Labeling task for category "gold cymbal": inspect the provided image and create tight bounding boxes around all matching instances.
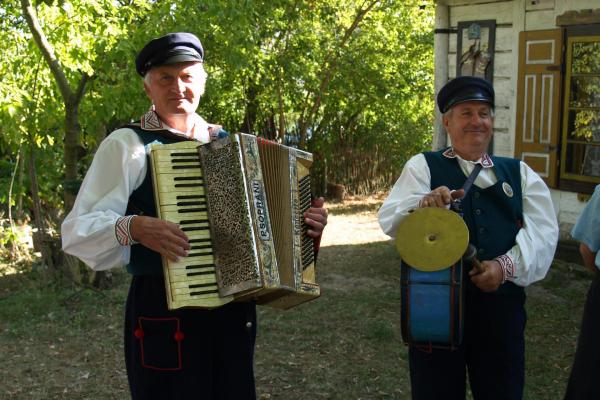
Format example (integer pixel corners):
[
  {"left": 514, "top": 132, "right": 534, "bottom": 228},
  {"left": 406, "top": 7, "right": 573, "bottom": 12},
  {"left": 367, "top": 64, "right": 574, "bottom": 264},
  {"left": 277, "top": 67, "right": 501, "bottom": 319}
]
[{"left": 395, "top": 207, "right": 469, "bottom": 272}]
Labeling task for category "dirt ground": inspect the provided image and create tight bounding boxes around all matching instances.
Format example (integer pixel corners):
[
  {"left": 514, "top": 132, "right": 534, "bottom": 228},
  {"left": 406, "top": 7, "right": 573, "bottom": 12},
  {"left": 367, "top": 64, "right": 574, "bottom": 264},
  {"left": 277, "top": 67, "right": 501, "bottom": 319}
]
[
  {"left": 320, "top": 196, "right": 389, "bottom": 247},
  {"left": 0, "top": 195, "right": 589, "bottom": 400}
]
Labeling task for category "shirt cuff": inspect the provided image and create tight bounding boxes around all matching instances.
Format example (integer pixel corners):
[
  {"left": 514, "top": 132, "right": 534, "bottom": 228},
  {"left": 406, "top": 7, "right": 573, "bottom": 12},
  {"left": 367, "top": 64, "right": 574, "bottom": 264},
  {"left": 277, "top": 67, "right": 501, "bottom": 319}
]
[
  {"left": 494, "top": 254, "right": 515, "bottom": 283},
  {"left": 115, "top": 215, "right": 138, "bottom": 246}
]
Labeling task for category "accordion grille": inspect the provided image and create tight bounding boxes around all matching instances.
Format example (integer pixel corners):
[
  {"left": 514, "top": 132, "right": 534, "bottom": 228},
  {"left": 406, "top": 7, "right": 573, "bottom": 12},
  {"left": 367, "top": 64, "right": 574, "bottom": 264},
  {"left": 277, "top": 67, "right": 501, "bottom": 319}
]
[{"left": 198, "top": 140, "right": 261, "bottom": 290}]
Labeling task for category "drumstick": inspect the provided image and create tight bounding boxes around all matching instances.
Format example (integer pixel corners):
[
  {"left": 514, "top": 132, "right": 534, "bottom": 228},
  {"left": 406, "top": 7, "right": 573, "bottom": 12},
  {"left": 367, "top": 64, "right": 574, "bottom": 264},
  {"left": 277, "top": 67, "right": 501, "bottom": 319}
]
[{"left": 463, "top": 244, "right": 486, "bottom": 274}]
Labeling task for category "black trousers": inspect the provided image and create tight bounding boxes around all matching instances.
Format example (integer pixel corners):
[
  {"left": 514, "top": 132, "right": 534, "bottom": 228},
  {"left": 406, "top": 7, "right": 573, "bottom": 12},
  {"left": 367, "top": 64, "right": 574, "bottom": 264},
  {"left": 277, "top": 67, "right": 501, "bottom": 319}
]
[
  {"left": 409, "top": 289, "right": 526, "bottom": 400},
  {"left": 124, "top": 275, "right": 257, "bottom": 400},
  {"left": 564, "top": 272, "right": 600, "bottom": 400}
]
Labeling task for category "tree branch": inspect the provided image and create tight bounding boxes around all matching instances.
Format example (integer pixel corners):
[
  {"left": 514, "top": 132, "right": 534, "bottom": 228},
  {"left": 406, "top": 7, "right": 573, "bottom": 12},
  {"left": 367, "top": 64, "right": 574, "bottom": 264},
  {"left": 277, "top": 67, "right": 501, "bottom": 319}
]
[
  {"left": 74, "top": 73, "right": 90, "bottom": 105},
  {"left": 20, "top": 0, "right": 74, "bottom": 103},
  {"left": 298, "top": 0, "right": 380, "bottom": 146}
]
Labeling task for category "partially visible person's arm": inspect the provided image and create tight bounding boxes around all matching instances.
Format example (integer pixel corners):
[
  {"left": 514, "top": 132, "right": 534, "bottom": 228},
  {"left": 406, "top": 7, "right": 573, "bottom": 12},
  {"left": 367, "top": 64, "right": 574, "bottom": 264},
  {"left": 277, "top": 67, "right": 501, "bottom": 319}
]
[
  {"left": 61, "top": 129, "right": 147, "bottom": 270},
  {"left": 378, "top": 154, "right": 432, "bottom": 238},
  {"left": 579, "top": 243, "right": 597, "bottom": 274},
  {"left": 491, "top": 162, "right": 559, "bottom": 288},
  {"left": 571, "top": 185, "right": 600, "bottom": 274}
]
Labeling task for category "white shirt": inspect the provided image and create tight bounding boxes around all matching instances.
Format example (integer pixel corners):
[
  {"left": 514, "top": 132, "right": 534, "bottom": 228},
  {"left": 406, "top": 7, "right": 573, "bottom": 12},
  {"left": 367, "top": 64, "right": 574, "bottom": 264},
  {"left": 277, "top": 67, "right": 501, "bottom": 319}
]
[
  {"left": 378, "top": 151, "right": 559, "bottom": 287},
  {"left": 61, "top": 111, "right": 212, "bottom": 271}
]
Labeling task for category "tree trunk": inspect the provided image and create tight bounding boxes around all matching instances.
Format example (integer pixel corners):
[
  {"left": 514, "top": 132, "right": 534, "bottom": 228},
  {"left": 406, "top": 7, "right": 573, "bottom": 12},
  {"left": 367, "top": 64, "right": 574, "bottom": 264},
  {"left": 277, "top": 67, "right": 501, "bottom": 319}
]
[
  {"left": 241, "top": 81, "right": 258, "bottom": 134},
  {"left": 16, "top": 146, "right": 25, "bottom": 222},
  {"left": 27, "top": 144, "right": 55, "bottom": 272},
  {"left": 22, "top": 0, "right": 102, "bottom": 286},
  {"left": 277, "top": 76, "right": 286, "bottom": 142},
  {"left": 63, "top": 99, "right": 81, "bottom": 212}
]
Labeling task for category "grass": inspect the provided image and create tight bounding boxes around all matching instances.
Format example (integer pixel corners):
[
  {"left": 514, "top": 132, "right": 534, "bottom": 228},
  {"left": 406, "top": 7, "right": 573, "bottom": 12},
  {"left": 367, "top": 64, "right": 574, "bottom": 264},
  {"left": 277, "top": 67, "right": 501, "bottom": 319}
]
[{"left": 0, "top": 201, "right": 591, "bottom": 399}]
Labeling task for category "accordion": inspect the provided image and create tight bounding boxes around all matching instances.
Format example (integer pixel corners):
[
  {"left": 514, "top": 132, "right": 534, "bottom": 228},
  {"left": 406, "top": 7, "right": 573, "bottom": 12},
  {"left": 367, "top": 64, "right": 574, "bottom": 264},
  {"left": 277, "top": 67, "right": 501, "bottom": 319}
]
[{"left": 149, "top": 133, "right": 320, "bottom": 310}]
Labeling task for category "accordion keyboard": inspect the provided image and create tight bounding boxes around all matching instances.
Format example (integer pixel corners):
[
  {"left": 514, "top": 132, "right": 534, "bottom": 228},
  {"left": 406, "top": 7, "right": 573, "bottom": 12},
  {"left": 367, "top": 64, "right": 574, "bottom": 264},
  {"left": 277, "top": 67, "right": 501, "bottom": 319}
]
[{"left": 151, "top": 142, "right": 233, "bottom": 309}]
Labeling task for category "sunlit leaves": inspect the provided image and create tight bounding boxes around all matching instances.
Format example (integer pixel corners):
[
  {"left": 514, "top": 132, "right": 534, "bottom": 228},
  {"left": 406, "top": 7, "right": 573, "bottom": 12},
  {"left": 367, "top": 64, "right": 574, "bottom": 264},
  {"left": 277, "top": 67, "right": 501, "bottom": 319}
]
[{"left": 1, "top": 0, "right": 435, "bottom": 212}]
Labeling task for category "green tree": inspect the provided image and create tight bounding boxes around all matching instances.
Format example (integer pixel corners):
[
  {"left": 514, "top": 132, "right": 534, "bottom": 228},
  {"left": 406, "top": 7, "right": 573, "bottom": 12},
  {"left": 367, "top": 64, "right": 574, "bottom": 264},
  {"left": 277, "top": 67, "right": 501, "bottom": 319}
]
[
  {"left": 126, "top": 0, "right": 435, "bottom": 194},
  {"left": 1, "top": 0, "right": 152, "bottom": 281},
  {"left": 0, "top": 0, "right": 435, "bottom": 276}
]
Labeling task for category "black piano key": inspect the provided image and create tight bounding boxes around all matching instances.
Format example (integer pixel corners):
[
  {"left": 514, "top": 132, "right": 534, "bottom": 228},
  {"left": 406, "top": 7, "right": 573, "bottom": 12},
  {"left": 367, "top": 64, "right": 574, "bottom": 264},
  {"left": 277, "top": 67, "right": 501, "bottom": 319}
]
[
  {"left": 189, "top": 281, "right": 220, "bottom": 296},
  {"left": 181, "top": 226, "right": 210, "bottom": 232}
]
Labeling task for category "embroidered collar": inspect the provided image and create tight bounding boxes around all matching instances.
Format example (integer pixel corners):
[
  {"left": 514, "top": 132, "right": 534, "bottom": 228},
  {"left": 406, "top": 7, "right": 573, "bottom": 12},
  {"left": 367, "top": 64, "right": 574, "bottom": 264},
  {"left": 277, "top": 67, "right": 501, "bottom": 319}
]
[
  {"left": 140, "top": 110, "right": 164, "bottom": 130},
  {"left": 442, "top": 147, "right": 494, "bottom": 168},
  {"left": 138, "top": 110, "right": 211, "bottom": 143}
]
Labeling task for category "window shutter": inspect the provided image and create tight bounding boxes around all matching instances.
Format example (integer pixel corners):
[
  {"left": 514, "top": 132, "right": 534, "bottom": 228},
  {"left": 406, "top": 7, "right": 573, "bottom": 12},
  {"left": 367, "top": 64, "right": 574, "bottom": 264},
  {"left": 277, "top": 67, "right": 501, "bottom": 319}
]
[{"left": 514, "top": 29, "right": 563, "bottom": 187}]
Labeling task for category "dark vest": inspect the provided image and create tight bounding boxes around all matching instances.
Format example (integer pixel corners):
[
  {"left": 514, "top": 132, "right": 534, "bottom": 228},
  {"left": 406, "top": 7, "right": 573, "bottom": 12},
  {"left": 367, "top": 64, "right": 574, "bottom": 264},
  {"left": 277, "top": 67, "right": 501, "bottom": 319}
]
[
  {"left": 423, "top": 149, "right": 524, "bottom": 295},
  {"left": 124, "top": 126, "right": 227, "bottom": 276}
]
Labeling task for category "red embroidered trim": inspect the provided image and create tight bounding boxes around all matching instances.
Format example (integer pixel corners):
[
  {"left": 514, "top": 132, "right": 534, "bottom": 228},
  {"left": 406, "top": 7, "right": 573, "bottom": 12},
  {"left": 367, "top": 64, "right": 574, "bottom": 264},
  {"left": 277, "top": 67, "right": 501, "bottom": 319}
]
[
  {"left": 174, "top": 331, "right": 185, "bottom": 342},
  {"left": 494, "top": 254, "right": 514, "bottom": 283},
  {"left": 115, "top": 215, "right": 137, "bottom": 246},
  {"left": 137, "top": 317, "right": 183, "bottom": 371}
]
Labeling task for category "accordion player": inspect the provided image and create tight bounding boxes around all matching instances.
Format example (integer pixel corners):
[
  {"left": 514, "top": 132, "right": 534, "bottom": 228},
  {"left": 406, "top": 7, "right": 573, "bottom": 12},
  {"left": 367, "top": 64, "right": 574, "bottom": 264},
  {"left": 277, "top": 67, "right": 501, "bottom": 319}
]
[{"left": 149, "top": 133, "right": 320, "bottom": 310}]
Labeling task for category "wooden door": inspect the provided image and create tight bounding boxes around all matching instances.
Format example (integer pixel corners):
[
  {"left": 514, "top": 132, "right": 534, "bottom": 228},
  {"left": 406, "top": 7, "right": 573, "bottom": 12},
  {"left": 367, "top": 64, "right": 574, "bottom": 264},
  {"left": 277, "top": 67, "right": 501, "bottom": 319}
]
[{"left": 514, "top": 29, "right": 563, "bottom": 187}]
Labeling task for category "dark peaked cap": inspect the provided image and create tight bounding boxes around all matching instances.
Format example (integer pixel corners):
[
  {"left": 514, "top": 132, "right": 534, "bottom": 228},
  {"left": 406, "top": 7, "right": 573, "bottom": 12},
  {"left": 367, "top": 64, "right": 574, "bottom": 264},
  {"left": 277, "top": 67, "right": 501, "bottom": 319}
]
[
  {"left": 437, "top": 76, "right": 495, "bottom": 114},
  {"left": 136, "top": 32, "right": 204, "bottom": 76}
]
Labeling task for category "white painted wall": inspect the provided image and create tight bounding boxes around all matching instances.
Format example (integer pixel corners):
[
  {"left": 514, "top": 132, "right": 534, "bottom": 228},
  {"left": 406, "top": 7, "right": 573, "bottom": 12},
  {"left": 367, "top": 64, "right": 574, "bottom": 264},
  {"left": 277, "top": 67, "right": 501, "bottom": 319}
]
[{"left": 434, "top": 0, "right": 597, "bottom": 236}]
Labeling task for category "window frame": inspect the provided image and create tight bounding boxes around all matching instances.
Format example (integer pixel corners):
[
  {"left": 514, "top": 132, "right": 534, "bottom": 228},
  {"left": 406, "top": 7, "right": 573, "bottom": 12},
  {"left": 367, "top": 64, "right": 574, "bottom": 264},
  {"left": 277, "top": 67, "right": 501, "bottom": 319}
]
[{"left": 558, "top": 25, "right": 600, "bottom": 193}]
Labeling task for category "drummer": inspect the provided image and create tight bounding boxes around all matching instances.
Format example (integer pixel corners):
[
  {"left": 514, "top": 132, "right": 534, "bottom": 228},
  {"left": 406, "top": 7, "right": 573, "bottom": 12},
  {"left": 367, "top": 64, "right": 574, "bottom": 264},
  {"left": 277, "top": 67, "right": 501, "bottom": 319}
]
[{"left": 378, "top": 76, "right": 558, "bottom": 400}]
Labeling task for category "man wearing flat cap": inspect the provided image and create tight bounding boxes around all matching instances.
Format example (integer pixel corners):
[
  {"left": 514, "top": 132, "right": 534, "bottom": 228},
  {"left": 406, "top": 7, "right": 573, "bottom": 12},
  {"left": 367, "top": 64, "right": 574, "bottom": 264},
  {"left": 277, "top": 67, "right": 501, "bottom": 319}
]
[
  {"left": 61, "top": 32, "right": 328, "bottom": 399},
  {"left": 379, "top": 76, "right": 558, "bottom": 399}
]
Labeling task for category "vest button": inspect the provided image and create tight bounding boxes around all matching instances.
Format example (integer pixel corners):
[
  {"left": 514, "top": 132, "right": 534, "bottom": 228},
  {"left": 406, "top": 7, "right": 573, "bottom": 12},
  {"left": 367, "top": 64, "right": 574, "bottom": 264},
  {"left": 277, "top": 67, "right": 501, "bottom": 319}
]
[
  {"left": 479, "top": 227, "right": 486, "bottom": 234},
  {"left": 478, "top": 248, "right": 485, "bottom": 255},
  {"left": 474, "top": 192, "right": 481, "bottom": 199},
  {"left": 475, "top": 209, "right": 482, "bottom": 215}
]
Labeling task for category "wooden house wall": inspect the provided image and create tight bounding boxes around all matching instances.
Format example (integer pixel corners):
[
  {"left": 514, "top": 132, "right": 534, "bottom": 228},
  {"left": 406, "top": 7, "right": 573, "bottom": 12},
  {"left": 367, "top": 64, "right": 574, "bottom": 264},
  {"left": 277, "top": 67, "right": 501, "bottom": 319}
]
[{"left": 436, "top": 0, "right": 600, "bottom": 236}]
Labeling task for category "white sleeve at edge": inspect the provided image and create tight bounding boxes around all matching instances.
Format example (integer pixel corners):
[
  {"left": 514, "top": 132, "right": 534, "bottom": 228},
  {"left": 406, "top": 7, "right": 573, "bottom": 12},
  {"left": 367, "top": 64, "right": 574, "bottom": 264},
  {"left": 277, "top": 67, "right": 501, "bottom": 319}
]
[
  {"left": 61, "top": 129, "right": 147, "bottom": 271},
  {"left": 378, "top": 154, "right": 431, "bottom": 238},
  {"left": 506, "top": 162, "right": 559, "bottom": 287}
]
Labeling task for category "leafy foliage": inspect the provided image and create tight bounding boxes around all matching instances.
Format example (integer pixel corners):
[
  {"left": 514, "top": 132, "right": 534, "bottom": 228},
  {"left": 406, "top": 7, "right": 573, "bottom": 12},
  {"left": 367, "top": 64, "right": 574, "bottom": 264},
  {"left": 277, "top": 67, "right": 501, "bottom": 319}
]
[{"left": 0, "top": 0, "right": 434, "bottom": 224}]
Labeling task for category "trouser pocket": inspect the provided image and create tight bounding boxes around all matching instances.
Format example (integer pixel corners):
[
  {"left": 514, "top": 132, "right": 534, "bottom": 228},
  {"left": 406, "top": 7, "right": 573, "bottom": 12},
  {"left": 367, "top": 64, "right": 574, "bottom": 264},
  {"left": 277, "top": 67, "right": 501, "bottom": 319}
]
[{"left": 135, "top": 317, "right": 184, "bottom": 371}]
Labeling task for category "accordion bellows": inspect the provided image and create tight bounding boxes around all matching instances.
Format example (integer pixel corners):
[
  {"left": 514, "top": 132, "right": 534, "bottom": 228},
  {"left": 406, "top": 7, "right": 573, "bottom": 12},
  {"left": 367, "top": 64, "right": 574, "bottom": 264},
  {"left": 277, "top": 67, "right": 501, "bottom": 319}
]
[{"left": 149, "top": 133, "right": 319, "bottom": 310}]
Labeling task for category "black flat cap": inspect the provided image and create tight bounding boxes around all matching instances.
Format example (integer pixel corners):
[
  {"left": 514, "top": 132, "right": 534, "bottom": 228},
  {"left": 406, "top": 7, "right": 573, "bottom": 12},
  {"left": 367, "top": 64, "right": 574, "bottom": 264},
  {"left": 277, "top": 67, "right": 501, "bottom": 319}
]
[
  {"left": 136, "top": 32, "right": 204, "bottom": 76},
  {"left": 437, "top": 76, "right": 494, "bottom": 113}
]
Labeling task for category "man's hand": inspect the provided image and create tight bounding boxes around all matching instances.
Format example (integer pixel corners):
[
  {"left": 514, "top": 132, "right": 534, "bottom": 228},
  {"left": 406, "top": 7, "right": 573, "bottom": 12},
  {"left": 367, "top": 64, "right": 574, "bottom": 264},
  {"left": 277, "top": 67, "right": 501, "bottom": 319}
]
[
  {"left": 579, "top": 243, "right": 598, "bottom": 274},
  {"left": 469, "top": 259, "right": 504, "bottom": 292},
  {"left": 304, "top": 197, "right": 328, "bottom": 238},
  {"left": 420, "top": 186, "right": 465, "bottom": 208},
  {"left": 130, "top": 216, "right": 190, "bottom": 262}
]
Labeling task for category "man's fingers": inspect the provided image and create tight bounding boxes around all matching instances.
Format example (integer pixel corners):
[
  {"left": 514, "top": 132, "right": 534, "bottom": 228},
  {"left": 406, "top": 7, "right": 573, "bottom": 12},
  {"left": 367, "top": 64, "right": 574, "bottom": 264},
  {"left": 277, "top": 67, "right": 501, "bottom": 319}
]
[
  {"left": 304, "top": 202, "right": 328, "bottom": 237},
  {"left": 312, "top": 197, "right": 325, "bottom": 208},
  {"left": 305, "top": 217, "right": 325, "bottom": 237},
  {"left": 132, "top": 216, "right": 191, "bottom": 259},
  {"left": 165, "top": 223, "right": 190, "bottom": 250},
  {"left": 420, "top": 186, "right": 453, "bottom": 208},
  {"left": 305, "top": 210, "right": 327, "bottom": 224},
  {"left": 451, "top": 189, "right": 465, "bottom": 200},
  {"left": 469, "top": 261, "right": 502, "bottom": 292}
]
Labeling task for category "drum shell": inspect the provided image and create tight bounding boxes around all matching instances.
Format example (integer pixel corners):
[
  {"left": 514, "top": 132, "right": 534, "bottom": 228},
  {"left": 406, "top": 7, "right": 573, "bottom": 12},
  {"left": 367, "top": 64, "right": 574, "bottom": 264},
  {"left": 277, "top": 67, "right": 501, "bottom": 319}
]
[{"left": 400, "top": 261, "right": 464, "bottom": 350}]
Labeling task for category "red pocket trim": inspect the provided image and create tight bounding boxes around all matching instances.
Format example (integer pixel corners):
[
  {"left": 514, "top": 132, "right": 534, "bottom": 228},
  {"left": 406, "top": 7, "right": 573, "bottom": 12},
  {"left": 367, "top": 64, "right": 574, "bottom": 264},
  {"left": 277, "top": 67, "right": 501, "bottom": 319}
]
[{"left": 136, "top": 316, "right": 183, "bottom": 371}]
